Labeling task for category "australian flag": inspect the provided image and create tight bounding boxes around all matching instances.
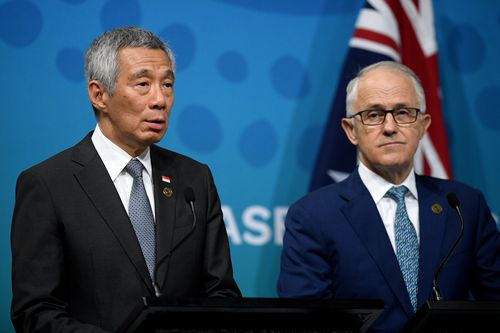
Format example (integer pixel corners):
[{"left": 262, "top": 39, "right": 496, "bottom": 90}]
[{"left": 310, "top": 0, "right": 452, "bottom": 191}]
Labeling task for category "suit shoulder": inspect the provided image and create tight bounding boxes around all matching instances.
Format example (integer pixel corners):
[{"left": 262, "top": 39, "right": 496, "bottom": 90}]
[
  {"left": 417, "top": 174, "right": 483, "bottom": 196},
  {"left": 417, "top": 175, "right": 489, "bottom": 209},
  {"left": 18, "top": 145, "right": 78, "bottom": 179},
  {"left": 17, "top": 133, "right": 94, "bottom": 178},
  {"left": 152, "top": 145, "right": 205, "bottom": 167},
  {"left": 292, "top": 181, "right": 344, "bottom": 209}
]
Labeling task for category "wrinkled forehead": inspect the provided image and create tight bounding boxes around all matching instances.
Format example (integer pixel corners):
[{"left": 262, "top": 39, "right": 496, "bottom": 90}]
[
  {"left": 117, "top": 47, "right": 173, "bottom": 77},
  {"left": 117, "top": 47, "right": 170, "bottom": 65}
]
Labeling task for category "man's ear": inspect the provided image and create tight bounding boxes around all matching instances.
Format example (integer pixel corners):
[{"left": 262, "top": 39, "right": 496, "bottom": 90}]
[
  {"left": 88, "top": 80, "right": 108, "bottom": 112},
  {"left": 341, "top": 118, "right": 358, "bottom": 145},
  {"left": 418, "top": 113, "right": 432, "bottom": 139}
]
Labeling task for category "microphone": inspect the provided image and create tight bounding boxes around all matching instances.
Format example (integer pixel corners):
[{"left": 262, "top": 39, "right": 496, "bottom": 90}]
[
  {"left": 432, "top": 192, "right": 465, "bottom": 301},
  {"left": 154, "top": 187, "right": 197, "bottom": 296},
  {"left": 184, "top": 187, "right": 197, "bottom": 231},
  {"left": 184, "top": 187, "right": 196, "bottom": 209},
  {"left": 447, "top": 192, "right": 460, "bottom": 211},
  {"left": 166, "top": 187, "right": 197, "bottom": 254}
]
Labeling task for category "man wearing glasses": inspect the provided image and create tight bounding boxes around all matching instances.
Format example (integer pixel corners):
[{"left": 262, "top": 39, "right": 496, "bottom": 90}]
[{"left": 278, "top": 61, "right": 500, "bottom": 332}]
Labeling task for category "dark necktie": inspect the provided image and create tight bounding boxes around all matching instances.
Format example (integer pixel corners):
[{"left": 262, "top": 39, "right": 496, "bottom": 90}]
[
  {"left": 387, "top": 185, "right": 419, "bottom": 312},
  {"left": 125, "top": 159, "right": 156, "bottom": 279}
]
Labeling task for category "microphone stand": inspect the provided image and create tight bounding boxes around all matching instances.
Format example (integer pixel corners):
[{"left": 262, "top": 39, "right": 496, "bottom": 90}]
[{"left": 432, "top": 193, "right": 465, "bottom": 301}]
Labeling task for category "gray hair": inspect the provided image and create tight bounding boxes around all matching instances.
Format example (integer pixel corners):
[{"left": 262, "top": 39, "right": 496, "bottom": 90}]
[
  {"left": 85, "top": 26, "right": 176, "bottom": 95},
  {"left": 345, "top": 61, "right": 426, "bottom": 116}
]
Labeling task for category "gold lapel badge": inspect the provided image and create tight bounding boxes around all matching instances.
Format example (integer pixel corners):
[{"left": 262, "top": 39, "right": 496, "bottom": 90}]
[
  {"left": 431, "top": 203, "right": 443, "bottom": 214},
  {"left": 163, "top": 187, "right": 173, "bottom": 198}
]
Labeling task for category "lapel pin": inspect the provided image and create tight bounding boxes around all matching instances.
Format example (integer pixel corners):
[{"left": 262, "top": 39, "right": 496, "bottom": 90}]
[
  {"left": 162, "top": 175, "right": 171, "bottom": 183},
  {"left": 163, "top": 187, "right": 173, "bottom": 198},
  {"left": 432, "top": 203, "right": 443, "bottom": 214}
]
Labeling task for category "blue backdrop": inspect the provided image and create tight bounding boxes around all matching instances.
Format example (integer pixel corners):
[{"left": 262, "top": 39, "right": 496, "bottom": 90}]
[{"left": 1, "top": 1, "right": 499, "bottom": 331}]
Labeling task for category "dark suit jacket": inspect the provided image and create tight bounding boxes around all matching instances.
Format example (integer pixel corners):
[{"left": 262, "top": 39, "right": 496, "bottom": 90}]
[
  {"left": 11, "top": 133, "right": 241, "bottom": 332},
  {"left": 278, "top": 170, "right": 500, "bottom": 333}
]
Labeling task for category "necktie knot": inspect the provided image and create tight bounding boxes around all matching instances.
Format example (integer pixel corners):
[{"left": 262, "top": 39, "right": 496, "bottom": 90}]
[
  {"left": 387, "top": 185, "right": 409, "bottom": 203},
  {"left": 125, "top": 159, "right": 144, "bottom": 179}
]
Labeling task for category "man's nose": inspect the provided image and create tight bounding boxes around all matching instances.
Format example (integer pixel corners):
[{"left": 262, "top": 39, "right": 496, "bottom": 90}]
[
  {"left": 382, "top": 112, "right": 398, "bottom": 132},
  {"left": 150, "top": 84, "right": 167, "bottom": 109}
]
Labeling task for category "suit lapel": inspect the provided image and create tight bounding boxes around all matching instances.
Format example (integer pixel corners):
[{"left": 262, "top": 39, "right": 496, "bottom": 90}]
[
  {"left": 150, "top": 146, "right": 178, "bottom": 288},
  {"left": 416, "top": 176, "right": 448, "bottom": 305},
  {"left": 71, "top": 134, "right": 154, "bottom": 293},
  {"left": 340, "top": 171, "right": 415, "bottom": 316}
]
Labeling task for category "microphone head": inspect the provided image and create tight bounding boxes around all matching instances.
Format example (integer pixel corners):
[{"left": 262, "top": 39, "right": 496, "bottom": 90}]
[
  {"left": 446, "top": 192, "right": 460, "bottom": 208},
  {"left": 184, "top": 187, "right": 195, "bottom": 203}
]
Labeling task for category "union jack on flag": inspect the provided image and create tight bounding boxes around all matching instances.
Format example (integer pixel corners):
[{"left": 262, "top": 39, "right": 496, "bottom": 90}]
[{"left": 310, "top": 0, "right": 452, "bottom": 191}]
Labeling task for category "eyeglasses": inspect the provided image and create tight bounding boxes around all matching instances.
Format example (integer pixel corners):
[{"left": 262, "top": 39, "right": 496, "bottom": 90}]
[{"left": 349, "top": 107, "right": 421, "bottom": 126}]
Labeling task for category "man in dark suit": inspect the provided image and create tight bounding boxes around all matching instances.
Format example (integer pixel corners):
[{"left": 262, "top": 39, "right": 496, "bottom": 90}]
[
  {"left": 277, "top": 61, "right": 500, "bottom": 332},
  {"left": 11, "top": 26, "right": 241, "bottom": 332}
]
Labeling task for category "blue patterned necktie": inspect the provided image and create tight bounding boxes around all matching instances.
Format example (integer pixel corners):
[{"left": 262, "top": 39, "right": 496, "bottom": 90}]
[
  {"left": 387, "top": 186, "right": 419, "bottom": 312},
  {"left": 125, "top": 159, "right": 156, "bottom": 279}
]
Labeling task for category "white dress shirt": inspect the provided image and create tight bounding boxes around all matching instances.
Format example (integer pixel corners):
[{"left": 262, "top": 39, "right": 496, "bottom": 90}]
[
  {"left": 357, "top": 162, "right": 420, "bottom": 252},
  {"left": 91, "top": 124, "right": 156, "bottom": 218}
]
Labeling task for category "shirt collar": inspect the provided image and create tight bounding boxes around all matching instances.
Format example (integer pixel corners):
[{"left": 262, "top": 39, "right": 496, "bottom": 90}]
[
  {"left": 358, "top": 161, "right": 418, "bottom": 204},
  {"left": 91, "top": 124, "right": 152, "bottom": 181}
]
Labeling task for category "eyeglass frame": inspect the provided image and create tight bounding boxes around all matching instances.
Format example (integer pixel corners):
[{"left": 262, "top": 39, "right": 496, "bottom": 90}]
[{"left": 348, "top": 107, "right": 421, "bottom": 126}]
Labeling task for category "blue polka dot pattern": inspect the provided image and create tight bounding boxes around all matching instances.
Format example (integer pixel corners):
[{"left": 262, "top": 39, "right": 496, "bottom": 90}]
[
  {"left": 160, "top": 24, "right": 196, "bottom": 71},
  {"left": 100, "top": 0, "right": 141, "bottom": 31},
  {"left": 271, "top": 55, "right": 310, "bottom": 100},
  {"left": 61, "top": 0, "right": 86, "bottom": 4},
  {"left": 238, "top": 119, "right": 278, "bottom": 167},
  {"left": 217, "top": 50, "right": 248, "bottom": 83},
  {"left": 1, "top": 2, "right": 500, "bottom": 315},
  {"left": 0, "top": 0, "right": 42, "bottom": 47},
  {"left": 56, "top": 48, "right": 84, "bottom": 82},
  {"left": 297, "top": 124, "right": 323, "bottom": 172},
  {"left": 475, "top": 86, "right": 500, "bottom": 131},
  {"left": 177, "top": 105, "right": 222, "bottom": 153},
  {"left": 446, "top": 24, "right": 485, "bottom": 73},
  {"left": 216, "top": 0, "right": 359, "bottom": 15}
]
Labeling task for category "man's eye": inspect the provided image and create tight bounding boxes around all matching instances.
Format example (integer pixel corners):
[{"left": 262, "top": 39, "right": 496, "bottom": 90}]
[
  {"left": 366, "top": 110, "right": 383, "bottom": 118},
  {"left": 137, "top": 81, "right": 149, "bottom": 87},
  {"left": 395, "top": 108, "right": 410, "bottom": 116}
]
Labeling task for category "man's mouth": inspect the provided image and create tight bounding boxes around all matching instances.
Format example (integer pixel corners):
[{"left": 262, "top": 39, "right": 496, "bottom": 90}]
[
  {"left": 380, "top": 141, "right": 403, "bottom": 148},
  {"left": 145, "top": 119, "right": 165, "bottom": 131}
]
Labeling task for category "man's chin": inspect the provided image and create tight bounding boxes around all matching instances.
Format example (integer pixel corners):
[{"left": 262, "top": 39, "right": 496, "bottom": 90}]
[
  {"left": 380, "top": 160, "right": 412, "bottom": 174},
  {"left": 143, "top": 130, "right": 167, "bottom": 144}
]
